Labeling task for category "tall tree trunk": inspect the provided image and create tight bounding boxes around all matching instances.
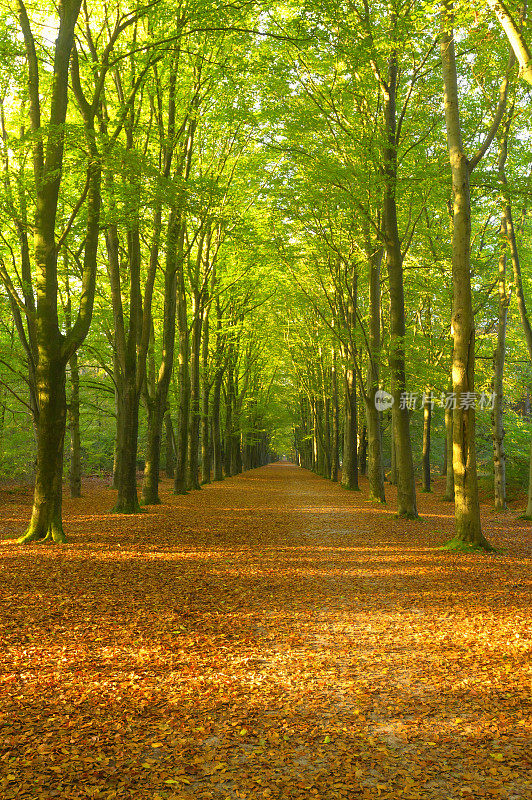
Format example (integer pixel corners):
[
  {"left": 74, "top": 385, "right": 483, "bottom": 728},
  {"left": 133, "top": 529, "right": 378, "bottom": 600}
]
[
  {"left": 330, "top": 346, "right": 339, "bottom": 481},
  {"left": 315, "top": 398, "right": 327, "bottom": 477},
  {"left": 359, "top": 424, "right": 368, "bottom": 477},
  {"left": 230, "top": 389, "right": 242, "bottom": 476},
  {"left": 141, "top": 56, "right": 193, "bottom": 504},
  {"left": 142, "top": 206, "right": 182, "bottom": 503},
  {"left": 17, "top": 0, "right": 101, "bottom": 541},
  {"left": 212, "top": 368, "right": 224, "bottom": 481},
  {"left": 65, "top": 256, "right": 81, "bottom": 498},
  {"left": 382, "top": 48, "right": 417, "bottom": 518},
  {"left": 186, "top": 300, "right": 202, "bottom": 490},
  {"left": 389, "top": 421, "right": 397, "bottom": 485},
  {"left": 201, "top": 310, "right": 211, "bottom": 485},
  {"left": 492, "top": 221, "right": 509, "bottom": 510},
  {"left": 173, "top": 290, "right": 190, "bottom": 495},
  {"left": 441, "top": 2, "right": 490, "bottom": 548},
  {"left": 165, "top": 411, "right": 176, "bottom": 479},
  {"left": 107, "top": 220, "right": 144, "bottom": 514},
  {"left": 324, "top": 393, "right": 332, "bottom": 478},
  {"left": 422, "top": 389, "right": 432, "bottom": 492},
  {"left": 113, "top": 380, "right": 140, "bottom": 512},
  {"left": 224, "top": 370, "right": 234, "bottom": 477},
  {"left": 443, "top": 382, "right": 455, "bottom": 501},
  {"left": 365, "top": 240, "right": 386, "bottom": 503},
  {"left": 505, "top": 203, "right": 532, "bottom": 517},
  {"left": 68, "top": 350, "right": 82, "bottom": 498},
  {"left": 497, "top": 103, "right": 532, "bottom": 516},
  {"left": 341, "top": 368, "right": 359, "bottom": 490},
  {"left": 19, "top": 355, "right": 67, "bottom": 542}
]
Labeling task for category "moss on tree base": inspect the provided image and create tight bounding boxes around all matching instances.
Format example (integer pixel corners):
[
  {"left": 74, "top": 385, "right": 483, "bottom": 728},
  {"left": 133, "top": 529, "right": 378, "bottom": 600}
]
[
  {"left": 17, "top": 522, "right": 67, "bottom": 544},
  {"left": 440, "top": 536, "right": 496, "bottom": 553}
]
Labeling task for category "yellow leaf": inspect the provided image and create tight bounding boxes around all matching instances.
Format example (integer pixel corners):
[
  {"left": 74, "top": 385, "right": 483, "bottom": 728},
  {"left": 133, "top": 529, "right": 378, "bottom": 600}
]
[{"left": 490, "top": 753, "right": 504, "bottom": 762}]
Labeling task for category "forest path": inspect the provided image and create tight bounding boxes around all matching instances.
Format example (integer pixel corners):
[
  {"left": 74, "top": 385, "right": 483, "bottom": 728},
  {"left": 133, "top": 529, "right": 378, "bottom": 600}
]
[{"left": 0, "top": 464, "right": 530, "bottom": 800}]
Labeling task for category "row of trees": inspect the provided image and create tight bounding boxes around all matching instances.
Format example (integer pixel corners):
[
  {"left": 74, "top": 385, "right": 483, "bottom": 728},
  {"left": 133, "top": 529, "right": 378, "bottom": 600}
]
[
  {"left": 0, "top": 0, "right": 531, "bottom": 551},
  {"left": 271, "top": 0, "right": 532, "bottom": 550},
  {"left": 0, "top": 0, "right": 284, "bottom": 541}
]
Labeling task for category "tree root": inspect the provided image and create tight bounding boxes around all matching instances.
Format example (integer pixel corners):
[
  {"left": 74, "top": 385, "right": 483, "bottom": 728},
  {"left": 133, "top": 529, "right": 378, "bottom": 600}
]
[{"left": 17, "top": 521, "right": 67, "bottom": 544}]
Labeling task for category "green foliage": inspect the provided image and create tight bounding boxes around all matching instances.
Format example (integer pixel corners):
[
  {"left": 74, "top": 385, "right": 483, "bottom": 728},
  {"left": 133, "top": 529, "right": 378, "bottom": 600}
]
[{"left": 0, "top": 0, "right": 531, "bottom": 507}]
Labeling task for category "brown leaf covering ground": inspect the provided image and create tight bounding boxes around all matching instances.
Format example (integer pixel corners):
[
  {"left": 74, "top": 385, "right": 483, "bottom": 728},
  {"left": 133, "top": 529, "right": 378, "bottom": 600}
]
[{"left": 0, "top": 463, "right": 530, "bottom": 800}]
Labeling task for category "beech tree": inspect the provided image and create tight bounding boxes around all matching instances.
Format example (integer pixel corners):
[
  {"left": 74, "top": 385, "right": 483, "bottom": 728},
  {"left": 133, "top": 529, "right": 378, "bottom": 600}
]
[{"left": 2, "top": 0, "right": 107, "bottom": 541}]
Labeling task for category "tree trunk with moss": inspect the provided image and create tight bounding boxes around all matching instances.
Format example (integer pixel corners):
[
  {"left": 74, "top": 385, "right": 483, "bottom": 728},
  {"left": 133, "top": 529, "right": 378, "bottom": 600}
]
[
  {"left": 441, "top": 2, "right": 493, "bottom": 548},
  {"left": 16, "top": 0, "right": 101, "bottom": 542},
  {"left": 20, "top": 356, "right": 68, "bottom": 543}
]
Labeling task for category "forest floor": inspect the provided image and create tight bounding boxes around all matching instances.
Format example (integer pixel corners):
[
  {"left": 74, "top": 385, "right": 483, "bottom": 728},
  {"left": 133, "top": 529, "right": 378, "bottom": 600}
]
[{"left": 0, "top": 463, "right": 530, "bottom": 800}]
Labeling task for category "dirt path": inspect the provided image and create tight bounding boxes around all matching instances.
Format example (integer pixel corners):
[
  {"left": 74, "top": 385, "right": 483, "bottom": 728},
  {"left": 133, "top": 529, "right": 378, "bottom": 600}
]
[{"left": 0, "top": 464, "right": 530, "bottom": 799}]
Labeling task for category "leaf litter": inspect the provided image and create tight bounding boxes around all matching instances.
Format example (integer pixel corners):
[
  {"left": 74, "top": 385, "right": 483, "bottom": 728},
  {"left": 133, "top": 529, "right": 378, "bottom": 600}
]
[{"left": 0, "top": 463, "right": 530, "bottom": 799}]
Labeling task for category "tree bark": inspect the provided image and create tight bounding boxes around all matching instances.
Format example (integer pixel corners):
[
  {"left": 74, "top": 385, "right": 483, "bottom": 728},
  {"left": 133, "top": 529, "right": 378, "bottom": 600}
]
[
  {"left": 341, "top": 368, "right": 359, "bottom": 489},
  {"left": 382, "top": 47, "right": 417, "bottom": 518},
  {"left": 223, "top": 369, "right": 234, "bottom": 477},
  {"left": 501, "top": 139, "right": 532, "bottom": 516},
  {"left": 173, "top": 279, "right": 190, "bottom": 494},
  {"left": 68, "top": 350, "right": 82, "bottom": 498},
  {"left": 212, "top": 367, "right": 224, "bottom": 481},
  {"left": 443, "top": 380, "right": 455, "bottom": 501},
  {"left": 330, "top": 345, "right": 339, "bottom": 481},
  {"left": 164, "top": 412, "right": 176, "bottom": 478},
  {"left": 186, "top": 299, "right": 203, "bottom": 490},
  {"left": 441, "top": 2, "right": 490, "bottom": 548},
  {"left": 422, "top": 389, "right": 432, "bottom": 492},
  {"left": 201, "top": 307, "right": 211, "bottom": 485},
  {"left": 17, "top": 0, "right": 102, "bottom": 542},
  {"left": 19, "top": 356, "right": 67, "bottom": 542},
  {"left": 365, "top": 239, "right": 386, "bottom": 502}
]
